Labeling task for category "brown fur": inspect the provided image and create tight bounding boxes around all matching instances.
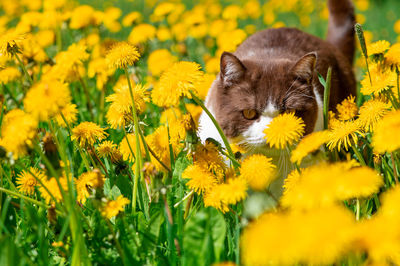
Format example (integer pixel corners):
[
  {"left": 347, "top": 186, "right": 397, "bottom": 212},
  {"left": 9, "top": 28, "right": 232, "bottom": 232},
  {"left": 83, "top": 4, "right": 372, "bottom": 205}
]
[{"left": 206, "top": 0, "right": 356, "bottom": 139}]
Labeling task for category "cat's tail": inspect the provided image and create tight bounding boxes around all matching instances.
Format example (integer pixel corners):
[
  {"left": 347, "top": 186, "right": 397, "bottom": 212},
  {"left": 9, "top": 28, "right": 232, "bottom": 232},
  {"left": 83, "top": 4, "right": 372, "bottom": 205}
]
[{"left": 326, "top": 0, "right": 356, "bottom": 64}]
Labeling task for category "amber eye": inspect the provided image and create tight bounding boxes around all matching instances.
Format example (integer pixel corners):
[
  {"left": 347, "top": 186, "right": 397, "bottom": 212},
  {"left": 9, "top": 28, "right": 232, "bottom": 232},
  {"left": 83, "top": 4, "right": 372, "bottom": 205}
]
[{"left": 242, "top": 109, "right": 258, "bottom": 120}]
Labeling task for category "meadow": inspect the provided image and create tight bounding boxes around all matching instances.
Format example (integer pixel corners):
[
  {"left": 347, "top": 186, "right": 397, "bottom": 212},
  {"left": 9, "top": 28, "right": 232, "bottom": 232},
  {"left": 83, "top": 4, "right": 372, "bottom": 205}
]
[{"left": 1, "top": 0, "right": 400, "bottom": 265}]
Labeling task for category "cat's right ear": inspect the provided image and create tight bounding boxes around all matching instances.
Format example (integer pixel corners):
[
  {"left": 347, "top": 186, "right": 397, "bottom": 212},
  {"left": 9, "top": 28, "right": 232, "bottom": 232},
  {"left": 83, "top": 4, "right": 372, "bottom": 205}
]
[{"left": 220, "top": 52, "right": 246, "bottom": 86}]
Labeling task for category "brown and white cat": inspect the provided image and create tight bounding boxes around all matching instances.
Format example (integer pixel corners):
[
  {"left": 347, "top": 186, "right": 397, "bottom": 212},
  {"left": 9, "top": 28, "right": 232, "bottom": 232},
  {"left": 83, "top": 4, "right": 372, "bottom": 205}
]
[{"left": 198, "top": 0, "right": 356, "bottom": 175}]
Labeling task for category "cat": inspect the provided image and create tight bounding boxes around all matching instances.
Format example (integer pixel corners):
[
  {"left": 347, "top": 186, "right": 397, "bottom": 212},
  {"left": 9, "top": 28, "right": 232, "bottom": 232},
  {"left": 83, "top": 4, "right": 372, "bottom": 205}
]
[{"left": 198, "top": 0, "right": 356, "bottom": 195}]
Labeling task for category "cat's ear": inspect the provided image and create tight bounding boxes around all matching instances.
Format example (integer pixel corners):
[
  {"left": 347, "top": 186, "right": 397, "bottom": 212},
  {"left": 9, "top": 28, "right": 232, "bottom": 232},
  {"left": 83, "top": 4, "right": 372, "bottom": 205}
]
[
  {"left": 220, "top": 52, "right": 246, "bottom": 85},
  {"left": 291, "top": 52, "right": 317, "bottom": 83}
]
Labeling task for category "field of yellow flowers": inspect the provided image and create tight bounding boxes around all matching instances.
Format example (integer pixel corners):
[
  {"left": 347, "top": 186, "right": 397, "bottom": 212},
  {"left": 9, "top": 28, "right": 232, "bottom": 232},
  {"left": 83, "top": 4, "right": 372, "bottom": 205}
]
[{"left": 1, "top": 0, "right": 400, "bottom": 265}]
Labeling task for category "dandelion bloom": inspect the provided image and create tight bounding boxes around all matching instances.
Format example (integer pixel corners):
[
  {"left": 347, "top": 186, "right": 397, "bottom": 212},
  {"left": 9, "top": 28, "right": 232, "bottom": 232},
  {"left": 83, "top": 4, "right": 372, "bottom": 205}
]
[
  {"left": 151, "top": 61, "right": 204, "bottom": 107},
  {"left": 39, "top": 176, "right": 68, "bottom": 204},
  {"left": 336, "top": 95, "right": 358, "bottom": 121},
  {"left": 24, "top": 79, "right": 71, "bottom": 121},
  {"left": 0, "top": 109, "right": 37, "bottom": 159},
  {"left": 0, "top": 29, "right": 24, "bottom": 56},
  {"left": 240, "top": 154, "right": 276, "bottom": 191},
  {"left": 241, "top": 206, "right": 355, "bottom": 265},
  {"left": 290, "top": 130, "right": 330, "bottom": 164},
  {"left": 367, "top": 40, "right": 390, "bottom": 56},
  {"left": 119, "top": 133, "right": 145, "bottom": 163},
  {"left": 281, "top": 162, "right": 382, "bottom": 210},
  {"left": 203, "top": 185, "right": 229, "bottom": 213},
  {"left": 102, "top": 195, "right": 130, "bottom": 219},
  {"left": 75, "top": 170, "right": 105, "bottom": 203},
  {"left": 147, "top": 49, "right": 177, "bottom": 76},
  {"left": 263, "top": 112, "right": 305, "bottom": 149},
  {"left": 16, "top": 168, "right": 46, "bottom": 196},
  {"left": 182, "top": 164, "right": 217, "bottom": 193},
  {"left": 54, "top": 103, "right": 78, "bottom": 127},
  {"left": 71, "top": 122, "right": 108, "bottom": 147},
  {"left": 0, "top": 67, "right": 21, "bottom": 83},
  {"left": 358, "top": 98, "right": 389, "bottom": 131},
  {"left": 97, "top": 141, "right": 117, "bottom": 158},
  {"left": 326, "top": 120, "right": 363, "bottom": 152},
  {"left": 282, "top": 169, "right": 302, "bottom": 196},
  {"left": 193, "top": 141, "right": 226, "bottom": 182},
  {"left": 385, "top": 43, "right": 400, "bottom": 67},
  {"left": 360, "top": 63, "right": 396, "bottom": 96},
  {"left": 219, "top": 176, "right": 248, "bottom": 205},
  {"left": 106, "top": 42, "right": 140, "bottom": 69},
  {"left": 372, "top": 110, "right": 400, "bottom": 153}
]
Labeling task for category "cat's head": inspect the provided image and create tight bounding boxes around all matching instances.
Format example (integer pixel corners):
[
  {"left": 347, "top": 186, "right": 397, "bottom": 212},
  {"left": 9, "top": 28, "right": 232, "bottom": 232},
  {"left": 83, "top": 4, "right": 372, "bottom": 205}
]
[{"left": 213, "top": 51, "right": 320, "bottom": 149}]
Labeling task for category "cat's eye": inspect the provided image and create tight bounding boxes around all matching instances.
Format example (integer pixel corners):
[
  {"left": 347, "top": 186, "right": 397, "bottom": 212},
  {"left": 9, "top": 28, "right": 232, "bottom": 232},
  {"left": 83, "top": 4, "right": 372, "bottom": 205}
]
[{"left": 242, "top": 109, "right": 258, "bottom": 120}]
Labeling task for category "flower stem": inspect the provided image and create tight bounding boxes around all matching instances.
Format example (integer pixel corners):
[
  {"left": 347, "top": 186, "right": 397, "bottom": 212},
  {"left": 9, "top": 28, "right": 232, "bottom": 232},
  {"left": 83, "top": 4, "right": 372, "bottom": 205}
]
[
  {"left": 351, "top": 144, "right": 366, "bottom": 166},
  {"left": 356, "top": 198, "right": 360, "bottom": 221},
  {"left": 0, "top": 187, "right": 48, "bottom": 209},
  {"left": 124, "top": 68, "right": 143, "bottom": 213},
  {"left": 189, "top": 91, "right": 239, "bottom": 168},
  {"left": 14, "top": 52, "right": 33, "bottom": 85},
  {"left": 391, "top": 152, "right": 398, "bottom": 184}
]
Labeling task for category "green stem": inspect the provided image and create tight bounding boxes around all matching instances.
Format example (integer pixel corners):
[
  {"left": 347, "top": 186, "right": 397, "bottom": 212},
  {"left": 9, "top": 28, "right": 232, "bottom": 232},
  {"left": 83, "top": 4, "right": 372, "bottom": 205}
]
[
  {"left": 124, "top": 68, "right": 144, "bottom": 213},
  {"left": 323, "top": 68, "right": 332, "bottom": 130},
  {"left": 189, "top": 91, "right": 239, "bottom": 168},
  {"left": 14, "top": 52, "right": 33, "bottom": 85},
  {"left": 356, "top": 198, "right": 360, "bottom": 221},
  {"left": 351, "top": 144, "right": 366, "bottom": 166},
  {"left": 0, "top": 187, "right": 48, "bottom": 209},
  {"left": 391, "top": 152, "right": 398, "bottom": 184}
]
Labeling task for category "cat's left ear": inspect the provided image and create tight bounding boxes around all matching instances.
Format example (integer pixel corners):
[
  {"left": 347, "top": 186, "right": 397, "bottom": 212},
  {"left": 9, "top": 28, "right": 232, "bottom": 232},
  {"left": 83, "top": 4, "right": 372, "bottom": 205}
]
[{"left": 291, "top": 52, "right": 317, "bottom": 83}]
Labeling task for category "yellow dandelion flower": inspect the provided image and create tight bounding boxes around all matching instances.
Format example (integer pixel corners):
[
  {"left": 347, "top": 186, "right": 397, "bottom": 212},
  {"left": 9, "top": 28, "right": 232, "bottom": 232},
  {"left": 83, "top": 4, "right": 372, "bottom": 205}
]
[
  {"left": 327, "top": 120, "right": 363, "bottom": 152},
  {"left": 196, "top": 73, "right": 215, "bottom": 100},
  {"left": 219, "top": 177, "right": 248, "bottom": 205},
  {"left": 358, "top": 98, "right": 390, "bottom": 131},
  {"left": 193, "top": 141, "right": 226, "bottom": 182},
  {"left": 24, "top": 79, "right": 71, "bottom": 121},
  {"left": 102, "top": 195, "right": 130, "bottom": 219},
  {"left": 385, "top": 43, "right": 400, "bottom": 67},
  {"left": 290, "top": 130, "right": 330, "bottom": 164},
  {"left": 0, "top": 109, "right": 37, "bottom": 159},
  {"left": 71, "top": 122, "right": 108, "bottom": 147},
  {"left": 119, "top": 133, "right": 145, "bottom": 163},
  {"left": 203, "top": 185, "right": 229, "bottom": 213},
  {"left": 151, "top": 61, "right": 204, "bottom": 107},
  {"left": 0, "top": 29, "right": 24, "bottom": 56},
  {"left": 106, "top": 42, "right": 140, "bottom": 69},
  {"left": 372, "top": 110, "right": 400, "bottom": 153},
  {"left": 39, "top": 176, "right": 68, "bottom": 204},
  {"left": 147, "top": 49, "right": 177, "bottom": 77},
  {"left": 16, "top": 167, "right": 46, "bottom": 196},
  {"left": 281, "top": 162, "right": 382, "bottom": 210},
  {"left": 128, "top": 23, "right": 156, "bottom": 45},
  {"left": 360, "top": 63, "right": 397, "bottom": 95},
  {"left": 240, "top": 154, "right": 276, "bottom": 191},
  {"left": 241, "top": 206, "right": 355, "bottom": 266},
  {"left": 97, "top": 141, "right": 117, "bottom": 158},
  {"left": 282, "top": 169, "right": 302, "bottom": 196},
  {"left": 328, "top": 110, "right": 341, "bottom": 129},
  {"left": 182, "top": 164, "right": 217, "bottom": 193},
  {"left": 367, "top": 40, "right": 390, "bottom": 56},
  {"left": 160, "top": 107, "right": 182, "bottom": 125},
  {"left": 263, "top": 112, "right": 305, "bottom": 149},
  {"left": 69, "top": 5, "right": 96, "bottom": 29},
  {"left": 336, "top": 95, "right": 358, "bottom": 121},
  {"left": 75, "top": 170, "right": 105, "bottom": 204},
  {"left": 54, "top": 103, "right": 78, "bottom": 127},
  {"left": 106, "top": 105, "right": 126, "bottom": 129},
  {"left": 0, "top": 67, "right": 21, "bottom": 83},
  {"left": 106, "top": 83, "right": 149, "bottom": 116}
]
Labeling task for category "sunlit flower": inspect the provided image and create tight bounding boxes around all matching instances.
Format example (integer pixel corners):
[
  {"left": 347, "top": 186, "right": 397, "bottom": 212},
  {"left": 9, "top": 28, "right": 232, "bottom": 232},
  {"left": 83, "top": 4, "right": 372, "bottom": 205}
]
[
  {"left": 106, "top": 42, "right": 140, "bottom": 69},
  {"left": 337, "top": 95, "right": 358, "bottom": 121},
  {"left": 0, "top": 29, "right": 24, "bottom": 56},
  {"left": 16, "top": 167, "right": 46, "bottom": 196},
  {"left": 385, "top": 43, "right": 400, "bottom": 67},
  {"left": 0, "top": 67, "right": 21, "bottom": 83},
  {"left": 240, "top": 154, "right": 276, "bottom": 191},
  {"left": 358, "top": 98, "right": 390, "bottom": 131},
  {"left": 372, "top": 110, "right": 400, "bottom": 153},
  {"left": 263, "top": 112, "right": 305, "bottom": 149},
  {"left": 182, "top": 164, "right": 217, "bottom": 193},
  {"left": 147, "top": 49, "right": 177, "bottom": 77},
  {"left": 24, "top": 79, "right": 71, "bottom": 121},
  {"left": 71, "top": 122, "right": 108, "bottom": 147},
  {"left": 75, "top": 170, "right": 105, "bottom": 203},
  {"left": 241, "top": 206, "right": 355, "bottom": 265},
  {"left": 203, "top": 185, "right": 229, "bottom": 213},
  {"left": 97, "top": 141, "right": 117, "bottom": 158},
  {"left": 282, "top": 169, "right": 302, "bottom": 196},
  {"left": 102, "top": 195, "right": 130, "bottom": 219},
  {"left": 193, "top": 141, "right": 226, "bottom": 181},
  {"left": 151, "top": 61, "right": 204, "bottom": 107},
  {"left": 281, "top": 162, "right": 382, "bottom": 210},
  {"left": 219, "top": 176, "right": 248, "bottom": 205},
  {"left": 39, "top": 176, "right": 68, "bottom": 204},
  {"left": 54, "top": 103, "right": 78, "bottom": 127},
  {"left": 119, "top": 133, "right": 145, "bottom": 163},
  {"left": 0, "top": 109, "right": 37, "bottom": 159},
  {"left": 367, "top": 40, "right": 390, "bottom": 56},
  {"left": 360, "top": 63, "right": 396, "bottom": 95},
  {"left": 290, "top": 130, "right": 329, "bottom": 164},
  {"left": 106, "top": 83, "right": 149, "bottom": 117},
  {"left": 327, "top": 120, "right": 363, "bottom": 152}
]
